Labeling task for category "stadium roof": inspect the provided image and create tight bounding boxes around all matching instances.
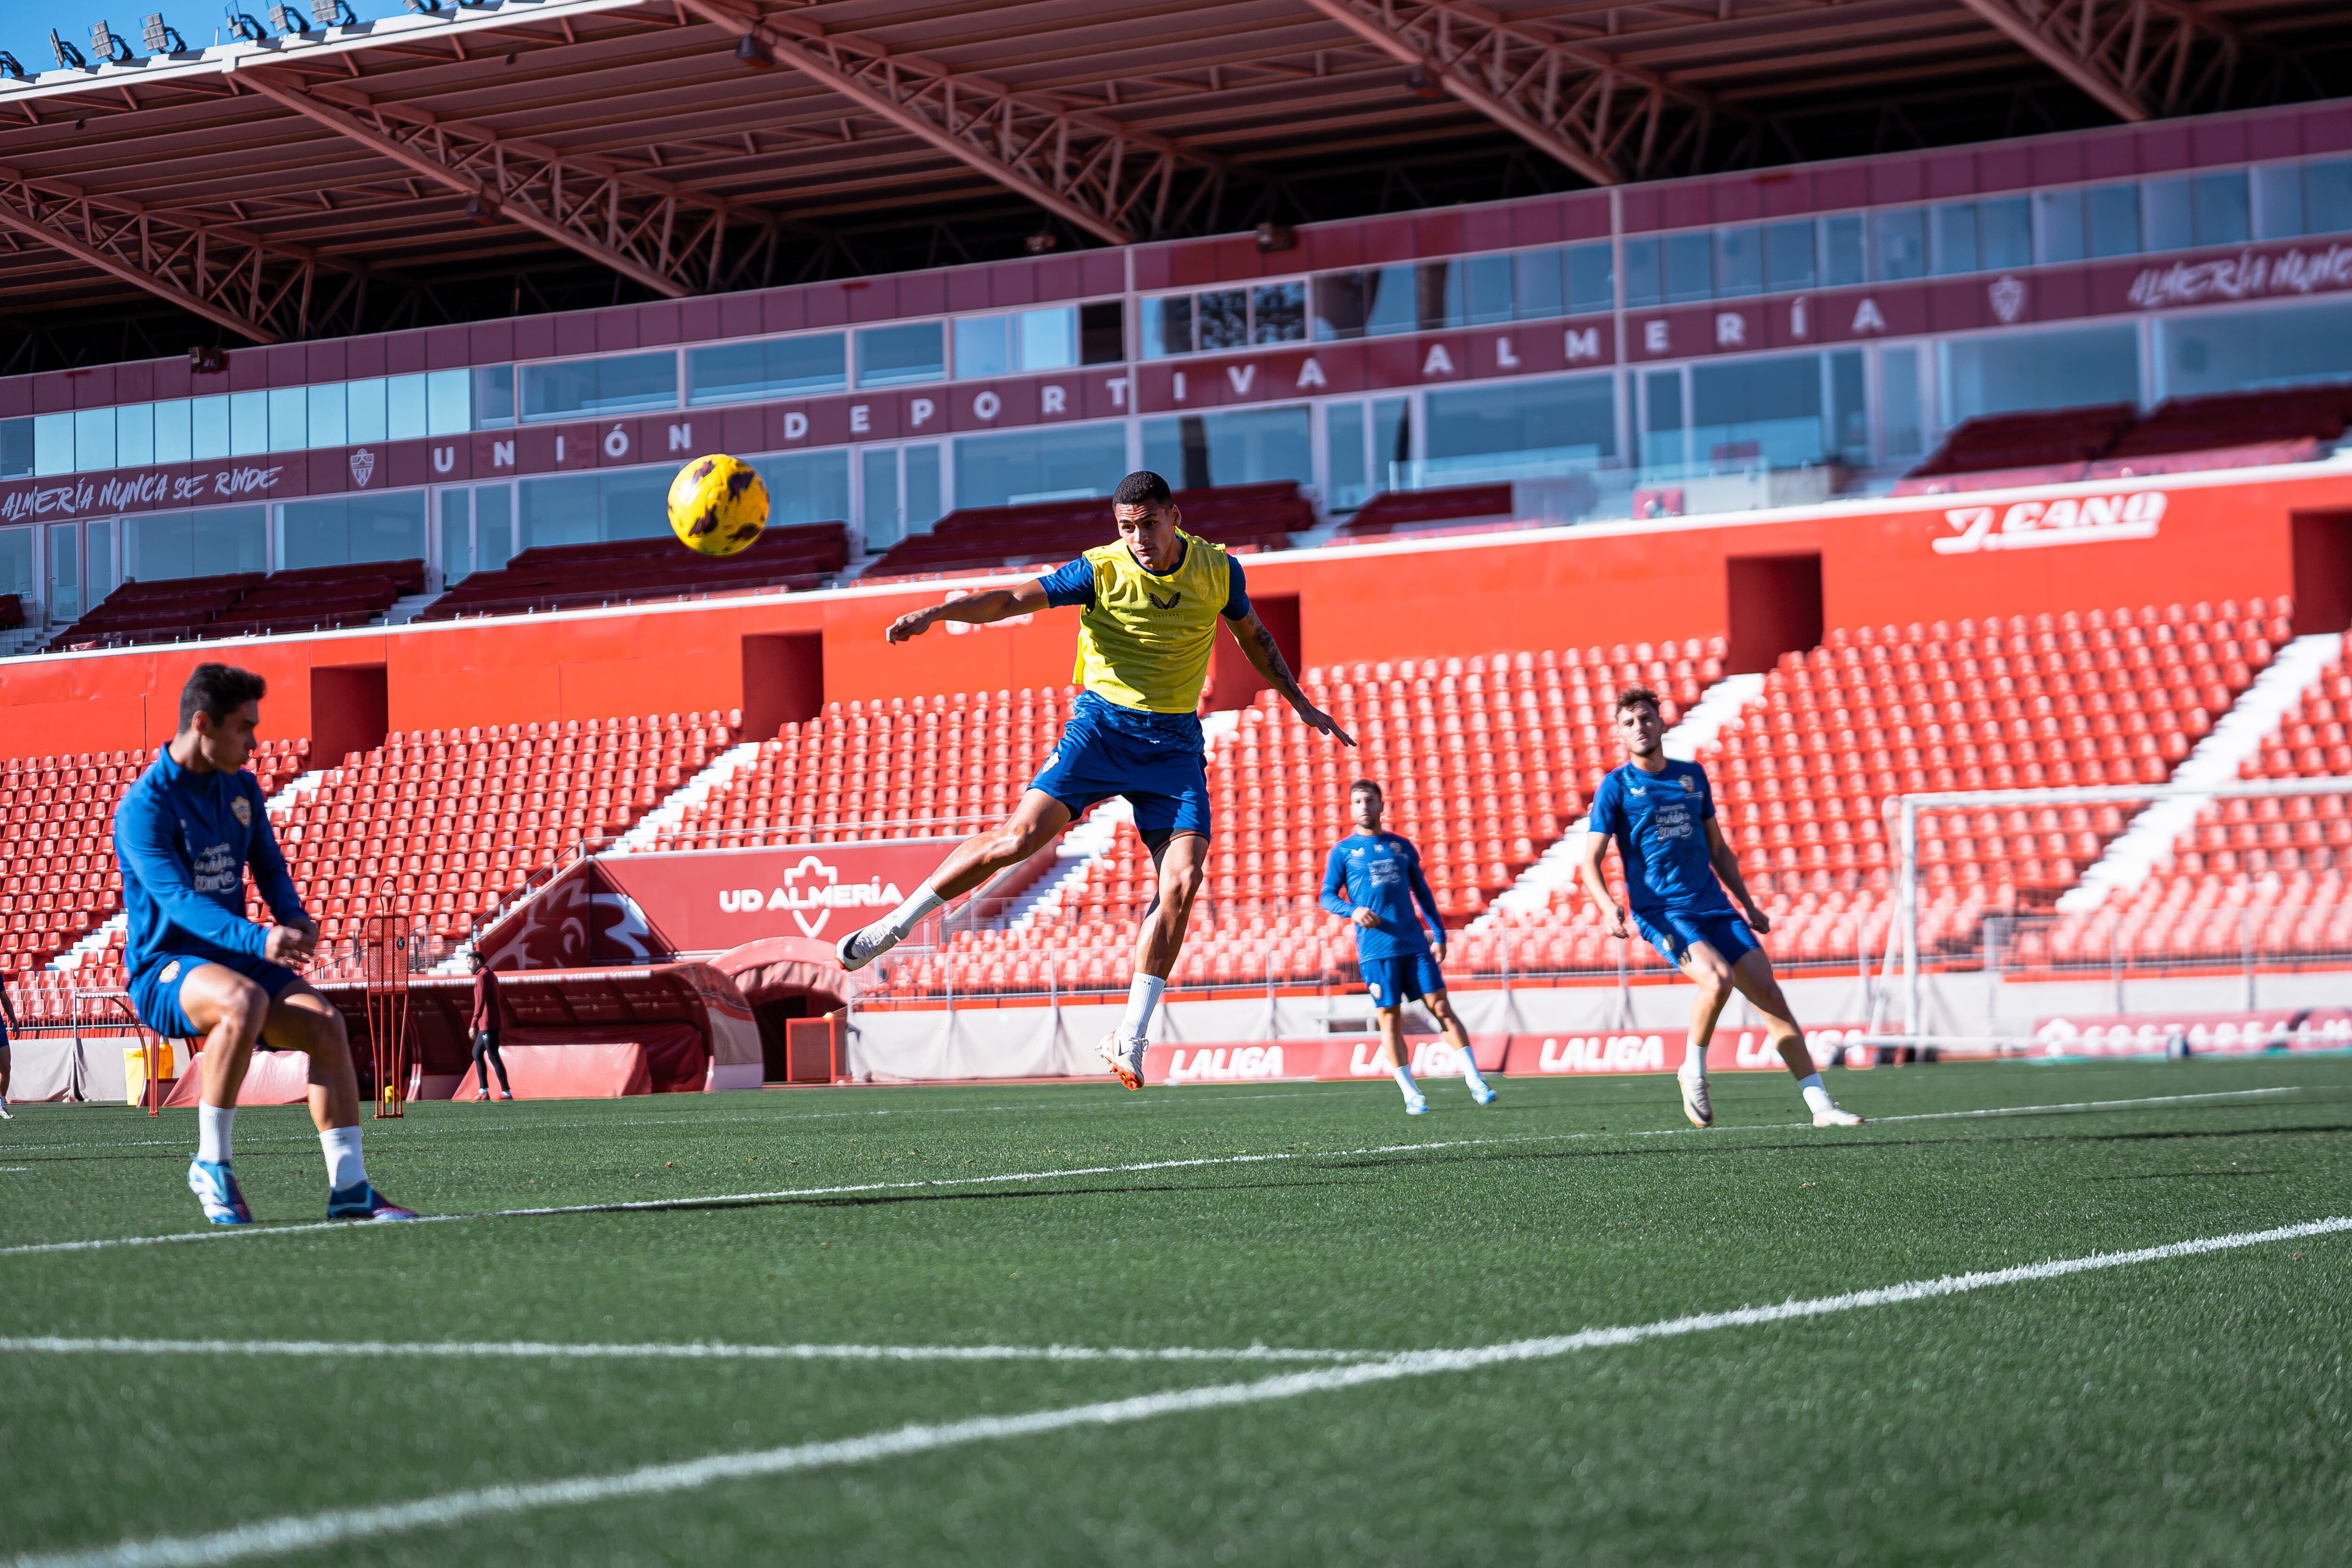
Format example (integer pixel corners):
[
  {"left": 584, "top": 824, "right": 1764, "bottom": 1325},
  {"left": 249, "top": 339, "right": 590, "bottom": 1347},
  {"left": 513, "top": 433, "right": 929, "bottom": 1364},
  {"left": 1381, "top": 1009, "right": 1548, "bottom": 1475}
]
[{"left": 1, "top": 0, "right": 2345, "bottom": 368}]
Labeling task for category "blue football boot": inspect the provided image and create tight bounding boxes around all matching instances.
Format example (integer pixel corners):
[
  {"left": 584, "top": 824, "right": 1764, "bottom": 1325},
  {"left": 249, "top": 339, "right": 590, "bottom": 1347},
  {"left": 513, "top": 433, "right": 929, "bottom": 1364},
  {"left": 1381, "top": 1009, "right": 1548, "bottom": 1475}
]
[
  {"left": 327, "top": 1181, "right": 421, "bottom": 1221},
  {"left": 187, "top": 1159, "right": 254, "bottom": 1225}
]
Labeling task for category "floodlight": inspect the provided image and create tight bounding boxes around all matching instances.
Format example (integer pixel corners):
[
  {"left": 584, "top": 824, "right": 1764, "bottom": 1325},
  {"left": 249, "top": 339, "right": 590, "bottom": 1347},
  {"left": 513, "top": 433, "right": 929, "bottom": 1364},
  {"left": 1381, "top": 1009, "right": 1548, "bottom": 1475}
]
[
  {"left": 90, "top": 21, "right": 135, "bottom": 62},
  {"left": 268, "top": 3, "right": 302, "bottom": 34},
  {"left": 1024, "top": 231, "right": 1060, "bottom": 255},
  {"left": 1255, "top": 222, "right": 1296, "bottom": 254},
  {"left": 142, "top": 12, "right": 189, "bottom": 51},
  {"left": 310, "top": 0, "right": 358, "bottom": 24},
  {"left": 402, "top": 0, "right": 444, "bottom": 13},
  {"left": 50, "top": 29, "right": 89, "bottom": 68},
  {"left": 0, "top": 50, "right": 29, "bottom": 80},
  {"left": 733, "top": 33, "right": 771, "bottom": 68},
  {"left": 189, "top": 345, "right": 226, "bottom": 374},
  {"left": 223, "top": 8, "right": 269, "bottom": 43}
]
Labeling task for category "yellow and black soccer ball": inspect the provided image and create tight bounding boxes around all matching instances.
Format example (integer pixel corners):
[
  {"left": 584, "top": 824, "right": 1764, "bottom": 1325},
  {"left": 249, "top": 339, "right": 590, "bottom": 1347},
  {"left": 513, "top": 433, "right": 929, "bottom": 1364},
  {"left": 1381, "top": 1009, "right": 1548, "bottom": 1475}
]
[{"left": 667, "top": 454, "right": 770, "bottom": 557}]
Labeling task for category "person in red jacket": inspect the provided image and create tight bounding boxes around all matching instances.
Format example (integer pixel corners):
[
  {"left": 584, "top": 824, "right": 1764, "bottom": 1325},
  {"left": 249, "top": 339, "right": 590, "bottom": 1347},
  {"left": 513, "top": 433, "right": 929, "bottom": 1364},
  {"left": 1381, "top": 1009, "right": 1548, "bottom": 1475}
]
[{"left": 469, "top": 953, "right": 512, "bottom": 1102}]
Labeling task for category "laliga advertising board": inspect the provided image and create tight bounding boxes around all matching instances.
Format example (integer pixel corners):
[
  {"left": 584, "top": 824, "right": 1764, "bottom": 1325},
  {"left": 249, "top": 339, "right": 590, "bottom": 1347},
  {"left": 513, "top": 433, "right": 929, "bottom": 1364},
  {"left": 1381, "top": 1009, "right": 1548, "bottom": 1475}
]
[{"left": 1142, "top": 1026, "right": 1876, "bottom": 1085}]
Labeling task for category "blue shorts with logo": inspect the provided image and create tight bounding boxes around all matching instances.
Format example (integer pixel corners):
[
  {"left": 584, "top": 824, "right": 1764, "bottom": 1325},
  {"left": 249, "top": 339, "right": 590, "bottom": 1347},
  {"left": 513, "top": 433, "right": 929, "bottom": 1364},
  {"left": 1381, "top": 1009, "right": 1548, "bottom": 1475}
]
[
  {"left": 1028, "top": 696, "right": 1212, "bottom": 840},
  {"left": 130, "top": 953, "right": 299, "bottom": 1040},
  {"left": 1362, "top": 949, "right": 1446, "bottom": 1009},
  {"left": 1633, "top": 908, "right": 1760, "bottom": 970}
]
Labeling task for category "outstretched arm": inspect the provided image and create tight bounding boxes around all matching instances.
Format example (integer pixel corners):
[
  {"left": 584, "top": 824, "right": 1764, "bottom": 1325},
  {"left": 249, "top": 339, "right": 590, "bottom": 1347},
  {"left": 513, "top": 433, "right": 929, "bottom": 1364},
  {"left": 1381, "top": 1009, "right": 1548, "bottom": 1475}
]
[
  {"left": 885, "top": 580, "right": 1052, "bottom": 644},
  {"left": 1227, "top": 609, "right": 1353, "bottom": 746},
  {"left": 1704, "top": 818, "right": 1769, "bottom": 933}
]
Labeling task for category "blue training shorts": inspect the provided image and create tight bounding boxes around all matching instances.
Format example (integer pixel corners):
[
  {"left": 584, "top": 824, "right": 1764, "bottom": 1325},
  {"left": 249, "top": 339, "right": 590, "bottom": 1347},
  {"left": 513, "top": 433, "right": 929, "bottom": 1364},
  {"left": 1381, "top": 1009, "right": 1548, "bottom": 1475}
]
[
  {"left": 1363, "top": 949, "right": 1446, "bottom": 1010},
  {"left": 1028, "top": 702, "right": 1212, "bottom": 840},
  {"left": 1632, "top": 908, "right": 1760, "bottom": 970},
  {"left": 130, "top": 953, "right": 299, "bottom": 1040}
]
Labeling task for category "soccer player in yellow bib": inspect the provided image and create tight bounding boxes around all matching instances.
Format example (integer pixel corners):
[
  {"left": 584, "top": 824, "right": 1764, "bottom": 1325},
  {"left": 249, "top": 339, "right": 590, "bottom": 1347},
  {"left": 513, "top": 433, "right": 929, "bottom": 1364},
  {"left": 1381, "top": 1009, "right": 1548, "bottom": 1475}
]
[{"left": 836, "top": 470, "right": 1354, "bottom": 1087}]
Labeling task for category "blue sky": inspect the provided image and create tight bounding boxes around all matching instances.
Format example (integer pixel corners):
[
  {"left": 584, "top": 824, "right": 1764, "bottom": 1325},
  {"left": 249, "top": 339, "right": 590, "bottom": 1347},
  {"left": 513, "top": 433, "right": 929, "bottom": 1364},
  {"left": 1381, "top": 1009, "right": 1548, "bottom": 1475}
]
[{"left": 0, "top": 0, "right": 415, "bottom": 74}]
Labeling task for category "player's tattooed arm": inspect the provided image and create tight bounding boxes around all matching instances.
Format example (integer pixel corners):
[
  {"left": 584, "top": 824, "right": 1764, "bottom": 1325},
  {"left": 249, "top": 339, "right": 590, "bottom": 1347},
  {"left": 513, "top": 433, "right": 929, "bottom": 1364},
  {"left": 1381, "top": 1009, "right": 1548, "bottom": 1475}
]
[
  {"left": 1229, "top": 609, "right": 1354, "bottom": 746},
  {"left": 886, "top": 580, "right": 1052, "bottom": 643},
  {"left": 1704, "top": 818, "right": 1770, "bottom": 932}
]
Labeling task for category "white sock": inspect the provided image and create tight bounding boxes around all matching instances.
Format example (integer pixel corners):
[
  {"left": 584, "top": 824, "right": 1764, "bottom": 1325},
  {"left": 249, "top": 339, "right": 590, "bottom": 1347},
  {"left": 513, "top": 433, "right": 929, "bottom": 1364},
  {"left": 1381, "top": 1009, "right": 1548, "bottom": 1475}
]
[
  {"left": 1682, "top": 1046, "right": 1709, "bottom": 1083},
  {"left": 1797, "top": 1073, "right": 1835, "bottom": 1115},
  {"left": 197, "top": 1103, "right": 235, "bottom": 1165},
  {"left": 320, "top": 1126, "right": 366, "bottom": 1191},
  {"left": 1456, "top": 1043, "right": 1489, "bottom": 1090},
  {"left": 872, "top": 884, "right": 946, "bottom": 945},
  {"left": 1120, "top": 973, "right": 1166, "bottom": 1045},
  {"left": 1392, "top": 1064, "right": 1420, "bottom": 1100}
]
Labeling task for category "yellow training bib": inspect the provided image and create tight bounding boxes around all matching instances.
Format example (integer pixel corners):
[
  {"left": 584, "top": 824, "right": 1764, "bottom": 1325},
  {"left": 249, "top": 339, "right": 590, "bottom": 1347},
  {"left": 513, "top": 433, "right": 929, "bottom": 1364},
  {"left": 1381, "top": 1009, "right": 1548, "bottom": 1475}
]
[{"left": 1071, "top": 533, "right": 1233, "bottom": 714}]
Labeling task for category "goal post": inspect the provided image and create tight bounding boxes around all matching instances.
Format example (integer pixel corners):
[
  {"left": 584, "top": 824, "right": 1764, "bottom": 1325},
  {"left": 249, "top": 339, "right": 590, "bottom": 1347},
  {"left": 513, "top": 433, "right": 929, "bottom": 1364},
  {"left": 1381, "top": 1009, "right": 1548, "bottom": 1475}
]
[{"left": 1870, "top": 776, "right": 2352, "bottom": 1043}]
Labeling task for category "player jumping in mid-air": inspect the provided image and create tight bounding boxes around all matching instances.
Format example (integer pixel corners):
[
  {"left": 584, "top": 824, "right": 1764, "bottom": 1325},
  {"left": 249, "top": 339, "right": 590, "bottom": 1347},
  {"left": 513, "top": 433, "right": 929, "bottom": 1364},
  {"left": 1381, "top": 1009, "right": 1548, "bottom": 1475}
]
[
  {"left": 116, "top": 663, "right": 418, "bottom": 1225},
  {"left": 834, "top": 470, "right": 1354, "bottom": 1087},
  {"left": 1321, "top": 779, "right": 1496, "bottom": 1114},
  {"left": 1577, "top": 685, "right": 1862, "bottom": 1130}
]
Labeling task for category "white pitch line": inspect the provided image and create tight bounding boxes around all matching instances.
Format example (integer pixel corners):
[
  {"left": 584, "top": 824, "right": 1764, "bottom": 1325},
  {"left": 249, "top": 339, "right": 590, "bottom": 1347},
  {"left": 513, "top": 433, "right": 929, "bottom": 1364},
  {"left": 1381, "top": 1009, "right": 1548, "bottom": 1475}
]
[
  {"left": 0, "top": 1335, "right": 1377, "bottom": 1365},
  {"left": 13, "top": 1213, "right": 2346, "bottom": 1568},
  {"left": 0, "top": 1085, "right": 2310, "bottom": 1261}
]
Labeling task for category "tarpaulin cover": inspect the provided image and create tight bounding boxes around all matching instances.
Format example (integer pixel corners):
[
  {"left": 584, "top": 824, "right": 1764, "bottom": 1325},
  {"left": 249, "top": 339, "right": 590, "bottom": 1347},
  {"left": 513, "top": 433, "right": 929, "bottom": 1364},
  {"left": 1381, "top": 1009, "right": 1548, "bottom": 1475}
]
[
  {"left": 450, "top": 1041, "right": 654, "bottom": 1100},
  {"left": 162, "top": 1050, "right": 313, "bottom": 1106}
]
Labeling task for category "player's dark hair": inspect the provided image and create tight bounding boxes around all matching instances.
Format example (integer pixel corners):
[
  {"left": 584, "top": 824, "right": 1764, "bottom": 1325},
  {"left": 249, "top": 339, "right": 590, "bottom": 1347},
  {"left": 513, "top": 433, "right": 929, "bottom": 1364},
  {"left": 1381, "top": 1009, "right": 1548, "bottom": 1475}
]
[
  {"left": 1112, "top": 470, "right": 1174, "bottom": 510},
  {"left": 1615, "top": 685, "right": 1662, "bottom": 717},
  {"left": 1349, "top": 778, "right": 1383, "bottom": 800},
  {"left": 179, "top": 662, "right": 267, "bottom": 730}
]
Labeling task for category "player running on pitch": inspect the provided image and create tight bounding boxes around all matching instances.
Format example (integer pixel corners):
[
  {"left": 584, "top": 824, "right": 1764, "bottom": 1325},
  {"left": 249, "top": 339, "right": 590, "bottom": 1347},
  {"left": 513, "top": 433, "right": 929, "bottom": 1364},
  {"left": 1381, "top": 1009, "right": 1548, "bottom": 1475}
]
[
  {"left": 834, "top": 470, "right": 1354, "bottom": 1087},
  {"left": 1321, "top": 779, "right": 1496, "bottom": 1115},
  {"left": 117, "top": 663, "right": 418, "bottom": 1225},
  {"left": 1577, "top": 685, "right": 1862, "bottom": 1130}
]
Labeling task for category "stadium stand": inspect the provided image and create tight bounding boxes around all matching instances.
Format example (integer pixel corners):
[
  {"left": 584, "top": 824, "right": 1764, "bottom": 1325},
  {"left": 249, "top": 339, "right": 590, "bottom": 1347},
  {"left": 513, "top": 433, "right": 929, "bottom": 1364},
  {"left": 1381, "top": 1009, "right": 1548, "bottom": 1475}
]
[
  {"left": 420, "top": 527, "right": 850, "bottom": 621},
  {"left": 1896, "top": 383, "right": 2352, "bottom": 494},
  {"left": 858, "top": 482, "right": 1311, "bottom": 582},
  {"left": 1332, "top": 485, "right": 1518, "bottom": 541},
  {"left": 47, "top": 572, "right": 265, "bottom": 652},
  {"left": 203, "top": 560, "right": 426, "bottom": 639}
]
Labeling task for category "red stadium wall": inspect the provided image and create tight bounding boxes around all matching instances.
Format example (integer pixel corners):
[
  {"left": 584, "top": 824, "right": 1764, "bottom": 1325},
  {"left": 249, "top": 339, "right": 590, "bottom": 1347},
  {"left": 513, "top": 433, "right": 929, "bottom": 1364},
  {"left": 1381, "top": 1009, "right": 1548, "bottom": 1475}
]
[{"left": 3, "top": 467, "right": 2344, "bottom": 761}]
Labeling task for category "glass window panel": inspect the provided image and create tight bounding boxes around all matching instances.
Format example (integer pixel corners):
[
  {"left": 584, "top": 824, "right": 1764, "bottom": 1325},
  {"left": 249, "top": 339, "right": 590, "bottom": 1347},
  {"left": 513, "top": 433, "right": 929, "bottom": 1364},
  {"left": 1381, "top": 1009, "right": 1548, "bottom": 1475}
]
[
  {"left": 471, "top": 365, "right": 515, "bottom": 428},
  {"left": 2086, "top": 183, "right": 2140, "bottom": 258},
  {"left": 116, "top": 404, "right": 154, "bottom": 469},
  {"left": 2034, "top": 189, "right": 2086, "bottom": 264},
  {"left": 1464, "top": 255, "right": 1515, "bottom": 325},
  {"left": 1423, "top": 373, "right": 1617, "bottom": 470},
  {"left": 279, "top": 490, "right": 429, "bottom": 571},
  {"left": 1641, "top": 369, "right": 1686, "bottom": 473},
  {"left": 47, "top": 521, "right": 80, "bottom": 621},
  {"left": 905, "top": 444, "right": 944, "bottom": 534},
  {"left": 1820, "top": 215, "right": 1866, "bottom": 287},
  {"left": 1566, "top": 242, "right": 1614, "bottom": 315},
  {"left": 685, "top": 336, "right": 847, "bottom": 406},
  {"left": 2142, "top": 176, "right": 2193, "bottom": 252},
  {"left": 267, "top": 386, "right": 307, "bottom": 453},
  {"left": 1764, "top": 221, "right": 1815, "bottom": 292},
  {"left": 768, "top": 334, "right": 847, "bottom": 396},
  {"left": 437, "top": 487, "right": 471, "bottom": 584},
  {"left": 523, "top": 360, "right": 598, "bottom": 420},
  {"left": 1880, "top": 344, "right": 1924, "bottom": 457},
  {"left": 1196, "top": 290, "right": 1248, "bottom": 351},
  {"left": 153, "top": 400, "right": 192, "bottom": 464},
  {"left": 2306, "top": 158, "right": 2352, "bottom": 235},
  {"left": 1312, "top": 274, "right": 1367, "bottom": 341},
  {"left": 1977, "top": 196, "right": 2031, "bottom": 270},
  {"left": 1363, "top": 266, "right": 1418, "bottom": 336},
  {"left": 1828, "top": 349, "right": 1867, "bottom": 465},
  {"left": 1939, "top": 322, "right": 2139, "bottom": 421},
  {"left": 74, "top": 407, "right": 114, "bottom": 472},
  {"left": 32, "top": 413, "right": 73, "bottom": 476},
  {"left": 1140, "top": 295, "right": 1193, "bottom": 357},
  {"left": 1414, "top": 261, "right": 1465, "bottom": 331},
  {"left": 386, "top": 375, "right": 428, "bottom": 441},
  {"left": 1931, "top": 203, "right": 1979, "bottom": 276},
  {"left": 1870, "top": 209, "right": 1925, "bottom": 281},
  {"left": 191, "top": 396, "right": 230, "bottom": 460},
  {"left": 1691, "top": 352, "right": 1827, "bottom": 470},
  {"left": 597, "top": 465, "right": 672, "bottom": 541},
  {"left": 516, "top": 468, "right": 671, "bottom": 549},
  {"left": 2159, "top": 298, "right": 2352, "bottom": 398},
  {"left": 860, "top": 446, "right": 901, "bottom": 549},
  {"left": 2191, "top": 171, "right": 2249, "bottom": 247},
  {"left": 748, "top": 449, "right": 852, "bottom": 530},
  {"left": 1018, "top": 306, "right": 1079, "bottom": 369},
  {"left": 593, "top": 352, "right": 678, "bottom": 413},
  {"left": 0, "top": 525, "right": 34, "bottom": 601},
  {"left": 426, "top": 368, "right": 471, "bottom": 436},
  {"left": 855, "top": 322, "right": 945, "bottom": 388},
  {"left": 307, "top": 384, "right": 346, "bottom": 449},
  {"left": 1510, "top": 250, "right": 1563, "bottom": 320},
  {"left": 1621, "top": 237, "right": 1663, "bottom": 307},
  {"left": 516, "top": 473, "right": 600, "bottom": 552},
  {"left": 1142, "top": 405, "right": 1312, "bottom": 492},
  {"left": 953, "top": 422, "right": 1128, "bottom": 509},
  {"left": 2253, "top": 164, "right": 2304, "bottom": 239},
  {"left": 1078, "top": 300, "right": 1124, "bottom": 365},
  {"left": 1327, "top": 401, "right": 1370, "bottom": 512},
  {"left": 228, "top": 391, "right": 268, "bottom": 457},
  {"left": 954, "top": 317, "right": 1011, "bottom": 381},
  {"left": 1373, "top": 396, "right": 1410, "bottom": 490},
  {"left": 1249, "top": 283, "right": 1307, "bottom": 345},
  {"left": 1713, "top": 225, "right": 1762, "bottom": 298},
  {"left": 123, "top": 505, "right": 267, "bottom": 581},
  {"left": 345, "top": 380, "right": 386, "bottom": 444},
  {"left": 1663, "top": 232, "right": 1712, "bottom": 302},
  {"left": 87, "top": 518, "right": 114, "bottom": 605},
  {"left": 475, "top": 483, "right": 514, "bottom": 573},
  {"left": 0, "top": 418, "right": 31, "bottom": 479}
]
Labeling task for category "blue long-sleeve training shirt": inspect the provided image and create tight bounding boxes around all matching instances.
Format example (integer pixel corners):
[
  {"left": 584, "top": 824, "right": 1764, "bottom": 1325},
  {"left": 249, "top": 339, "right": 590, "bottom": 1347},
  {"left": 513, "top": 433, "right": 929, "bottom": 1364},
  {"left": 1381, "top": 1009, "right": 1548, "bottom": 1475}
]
[
  {"left": 115, "top": 747, "right": 306, "bottom": 982},
  {"left": 1320, "top": 832, "right": 1444, "bottom": 960}
]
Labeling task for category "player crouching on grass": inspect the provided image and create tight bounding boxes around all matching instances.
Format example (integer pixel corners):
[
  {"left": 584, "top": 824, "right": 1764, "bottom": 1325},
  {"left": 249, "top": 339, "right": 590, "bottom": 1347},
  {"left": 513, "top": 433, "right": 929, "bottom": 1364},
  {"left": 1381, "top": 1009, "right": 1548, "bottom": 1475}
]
[
  {"left": 1576, "top": 685, "right": 1862, "bottom": 1130},
  {"left": 115, "top": 663, "right": 418, "bottom": 1225},
  {"left": 833, "top": 470, "right": 1354, "bottom": 1089},
  {"left": 1321, "top": 779, "right": 1495, "bottom": 1114}
]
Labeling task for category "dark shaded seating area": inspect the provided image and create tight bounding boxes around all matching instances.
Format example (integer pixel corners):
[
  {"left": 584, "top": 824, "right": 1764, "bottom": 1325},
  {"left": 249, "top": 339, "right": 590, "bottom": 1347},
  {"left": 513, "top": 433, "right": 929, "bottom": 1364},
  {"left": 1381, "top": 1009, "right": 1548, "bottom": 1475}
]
[
  {"left": 417, "top": 524, "right": 850, "bottom": 622},
  {"left": 46, "top": 562, "right": 427, "bottom": 652},
  {"left": 1897, "top": 382, "right": 2352, "bottom": 494},
  {"left": 859, "top": 482, "right": 1312, "bottom": 581},
  {"left": 1333, "top": 484, "right": 1517, "bottom": 540}
]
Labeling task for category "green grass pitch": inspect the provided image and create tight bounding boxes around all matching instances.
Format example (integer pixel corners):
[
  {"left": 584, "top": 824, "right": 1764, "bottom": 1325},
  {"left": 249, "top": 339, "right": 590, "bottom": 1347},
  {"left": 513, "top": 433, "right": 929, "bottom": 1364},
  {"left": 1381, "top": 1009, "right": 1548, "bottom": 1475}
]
[{"left": 3, "top": 1056, "right": 2349, "bottom": 1566}]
